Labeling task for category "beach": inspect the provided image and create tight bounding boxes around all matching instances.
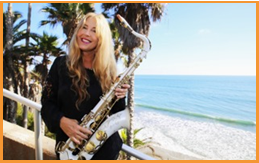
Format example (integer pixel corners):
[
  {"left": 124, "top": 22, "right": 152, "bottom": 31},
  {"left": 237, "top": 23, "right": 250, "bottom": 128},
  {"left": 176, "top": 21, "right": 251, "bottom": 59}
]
[
  {"left": 138, "top": 144, "right": 201, "bottom": 160},
  {"left": 131, "top": 110, "right": 256, "bottom": 160}
]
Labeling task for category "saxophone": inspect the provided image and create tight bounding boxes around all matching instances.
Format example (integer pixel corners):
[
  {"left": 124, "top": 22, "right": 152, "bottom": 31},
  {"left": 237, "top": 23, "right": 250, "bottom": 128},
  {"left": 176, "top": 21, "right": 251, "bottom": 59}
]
[{"left": 56, "top": 14, "right": 152, "bottom": 160}]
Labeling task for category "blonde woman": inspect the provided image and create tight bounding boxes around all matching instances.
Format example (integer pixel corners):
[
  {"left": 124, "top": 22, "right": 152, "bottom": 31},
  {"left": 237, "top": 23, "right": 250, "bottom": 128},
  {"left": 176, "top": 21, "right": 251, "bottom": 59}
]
[{"left": 41, "top": 12, "right": 130, "bottom": 160}]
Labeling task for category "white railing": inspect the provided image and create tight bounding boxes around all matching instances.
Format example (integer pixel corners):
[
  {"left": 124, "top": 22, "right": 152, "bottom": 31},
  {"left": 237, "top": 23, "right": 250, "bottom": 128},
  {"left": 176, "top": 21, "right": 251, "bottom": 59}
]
[
  {"left": 3, "top": 88, "right": 156, "bottom": 160},
  {"left": 3, "top": 88, "right": 43, "bottom": 160}
]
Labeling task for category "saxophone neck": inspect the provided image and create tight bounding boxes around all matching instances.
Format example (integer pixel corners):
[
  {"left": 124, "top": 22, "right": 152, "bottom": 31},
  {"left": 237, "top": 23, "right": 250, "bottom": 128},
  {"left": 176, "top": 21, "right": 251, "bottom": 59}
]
[
  {"left": 132, "top": 31, "right": 151, "bottom": 52},
  {"left": 116, "top": 14, "right": 152, "bottom": 52}
]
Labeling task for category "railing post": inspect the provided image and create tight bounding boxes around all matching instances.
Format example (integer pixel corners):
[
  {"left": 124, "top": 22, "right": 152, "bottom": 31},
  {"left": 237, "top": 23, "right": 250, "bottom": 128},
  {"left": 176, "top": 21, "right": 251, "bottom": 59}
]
[
  {"left": 3, "top": 88, "right": 43, "bottom": 160},
  {"left": 34, "top": 110, "right": 43, "bottom": 160}
]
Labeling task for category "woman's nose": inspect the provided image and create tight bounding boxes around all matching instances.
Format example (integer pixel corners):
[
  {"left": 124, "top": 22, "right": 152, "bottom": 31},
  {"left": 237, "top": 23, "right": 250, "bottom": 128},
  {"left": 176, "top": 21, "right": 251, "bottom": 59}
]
[{"left": 85, "top": 29, "right": 91, "bottom": 36}]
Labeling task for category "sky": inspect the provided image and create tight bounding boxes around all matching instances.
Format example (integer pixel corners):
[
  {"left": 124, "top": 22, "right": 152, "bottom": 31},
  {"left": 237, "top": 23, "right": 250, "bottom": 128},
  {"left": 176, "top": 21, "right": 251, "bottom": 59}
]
[{"left": 3, "top": 2, "right": 256, "bottom": 76}]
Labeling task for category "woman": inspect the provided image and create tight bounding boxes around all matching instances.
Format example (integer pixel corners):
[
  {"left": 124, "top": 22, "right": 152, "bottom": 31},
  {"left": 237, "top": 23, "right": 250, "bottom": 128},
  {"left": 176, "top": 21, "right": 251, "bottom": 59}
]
[{"left": 41, "top": 12, "right": 130, "bottom": 160}]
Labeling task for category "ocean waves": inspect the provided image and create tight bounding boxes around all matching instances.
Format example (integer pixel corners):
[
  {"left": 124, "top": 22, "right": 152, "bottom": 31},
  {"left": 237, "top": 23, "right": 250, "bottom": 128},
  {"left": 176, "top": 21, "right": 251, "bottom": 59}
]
[{"left": 135, "top": 103, "right": 256, "bottom": 127}]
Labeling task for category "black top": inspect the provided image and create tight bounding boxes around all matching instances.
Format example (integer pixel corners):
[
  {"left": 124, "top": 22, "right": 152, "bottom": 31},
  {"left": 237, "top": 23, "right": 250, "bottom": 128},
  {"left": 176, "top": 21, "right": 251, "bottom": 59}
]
[{"left": 41, "top": 56, "right": 125, "bottom": 160}]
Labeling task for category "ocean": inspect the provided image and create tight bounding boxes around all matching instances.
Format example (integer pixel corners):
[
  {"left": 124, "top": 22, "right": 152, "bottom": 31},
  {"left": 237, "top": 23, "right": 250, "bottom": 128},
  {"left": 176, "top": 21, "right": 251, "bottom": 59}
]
[{"left": 131, "top": 75, "right": 256, "bottom": 160}]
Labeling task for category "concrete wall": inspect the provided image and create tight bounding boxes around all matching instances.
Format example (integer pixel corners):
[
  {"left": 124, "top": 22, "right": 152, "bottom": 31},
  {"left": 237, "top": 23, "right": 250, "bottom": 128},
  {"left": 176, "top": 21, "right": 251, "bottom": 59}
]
[{"left": 3, "top": 120, "right": 56, "bottom": 160}]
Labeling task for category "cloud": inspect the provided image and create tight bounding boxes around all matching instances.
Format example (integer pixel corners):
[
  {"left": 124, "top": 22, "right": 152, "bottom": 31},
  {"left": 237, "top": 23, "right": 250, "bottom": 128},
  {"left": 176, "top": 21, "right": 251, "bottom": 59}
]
[{"left": 198, "top": 29, "right": 212, "bottom": 35}]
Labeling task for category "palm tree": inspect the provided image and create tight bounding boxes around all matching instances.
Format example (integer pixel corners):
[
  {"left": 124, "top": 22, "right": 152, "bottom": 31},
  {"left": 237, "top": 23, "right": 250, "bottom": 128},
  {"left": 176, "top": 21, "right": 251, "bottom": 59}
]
[
  {"left": 3, "top": 9, "right": 36, "bottom": 50},
  {"left": 22, "top": 3, "right": 32, "bottom": 129},
  {"left": 109, "top": 19, "right": 123, "bottom": 61},
  {"left": 40, "top": 3, "right": 95, "bottom": 45},
  {"left": 3, "top": 3, "right": 18, "bottom": 123},
  {"left": 102, "top": 3, "right": 165, "bottom": 159},
  {"left": 3, "top": 6, "right": 41, "bottom": 124},
  {"left": 30, "top": 31, "right": 66, "bottom": 85}
]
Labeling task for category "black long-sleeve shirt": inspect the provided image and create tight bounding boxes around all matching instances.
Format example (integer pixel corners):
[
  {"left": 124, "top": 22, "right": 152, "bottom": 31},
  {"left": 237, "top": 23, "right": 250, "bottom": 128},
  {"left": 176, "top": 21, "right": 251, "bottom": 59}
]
[{"left": 41, "top": 56, "right": 125, "bottom": 160}]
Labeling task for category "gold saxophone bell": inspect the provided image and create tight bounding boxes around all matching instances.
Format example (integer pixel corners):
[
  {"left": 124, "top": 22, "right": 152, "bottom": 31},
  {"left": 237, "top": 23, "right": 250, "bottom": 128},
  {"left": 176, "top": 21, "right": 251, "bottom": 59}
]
[
  {"left": 96, "top": 130, "right": 107, "bottom": 141},
  {"left": 85, "top": 141, "right": 96, "bottom": 153}
]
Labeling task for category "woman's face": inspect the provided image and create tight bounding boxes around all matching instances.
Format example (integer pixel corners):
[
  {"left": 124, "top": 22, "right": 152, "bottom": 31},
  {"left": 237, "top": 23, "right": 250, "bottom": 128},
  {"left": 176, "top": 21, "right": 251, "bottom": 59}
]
[{"left": 77, "top": 17, "right": 98, "bottom": 53}]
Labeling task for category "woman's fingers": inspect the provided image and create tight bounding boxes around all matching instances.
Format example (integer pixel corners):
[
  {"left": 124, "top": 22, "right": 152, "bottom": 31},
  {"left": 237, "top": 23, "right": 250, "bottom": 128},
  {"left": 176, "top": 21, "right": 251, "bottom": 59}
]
[
  {"left": 79, "top": 126, "right": 92, "bottom": 138},
  {"left": 60, "top": 117, "right": 93, "bottom": 145},
  {"left": 115, "top": 84, "right": 130, "bottom": 99},
  {"left": 71, "top": 127, "right": 92, "bottom": 145},
  {"left": 71, "top": 136, "right": 81, "bottom": 145}
]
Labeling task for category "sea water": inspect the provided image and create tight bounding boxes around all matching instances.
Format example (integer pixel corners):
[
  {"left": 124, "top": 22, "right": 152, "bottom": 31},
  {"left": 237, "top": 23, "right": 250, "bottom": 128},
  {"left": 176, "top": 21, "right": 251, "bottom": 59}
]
[{"left": 132, "top": 75, "right": 256, "bottom": 160}]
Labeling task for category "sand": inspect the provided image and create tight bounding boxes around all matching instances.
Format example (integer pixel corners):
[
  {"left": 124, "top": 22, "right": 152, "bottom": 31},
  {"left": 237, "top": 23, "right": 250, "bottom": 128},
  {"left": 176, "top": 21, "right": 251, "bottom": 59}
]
[{"left": 136, "top": 145, "right": 202, "bottom": 160}]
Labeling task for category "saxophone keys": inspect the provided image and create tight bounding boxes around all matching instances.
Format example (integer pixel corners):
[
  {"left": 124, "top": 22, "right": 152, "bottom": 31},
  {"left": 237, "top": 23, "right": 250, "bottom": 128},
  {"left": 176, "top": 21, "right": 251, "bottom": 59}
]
[
  {"left": 95, "top": 115, "right": 102, "bottom": 123},
  {"left": 85, "top": 141, "right": 96, "bottom": 153},
  {"left": 96, "top": 130, "right": 107, "bottom": 141},
  {"left": 55, "top": 141, "right": 66, "bottom": 152},
  {"left": 90, "top": 122, "right": 97, "bottom": 130}
]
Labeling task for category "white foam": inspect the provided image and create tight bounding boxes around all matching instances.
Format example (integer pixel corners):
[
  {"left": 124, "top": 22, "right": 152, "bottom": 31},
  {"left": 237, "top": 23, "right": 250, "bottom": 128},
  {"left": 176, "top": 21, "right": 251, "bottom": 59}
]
[{"left": 133, "top": 111, "right": 256, "bottom": 160}]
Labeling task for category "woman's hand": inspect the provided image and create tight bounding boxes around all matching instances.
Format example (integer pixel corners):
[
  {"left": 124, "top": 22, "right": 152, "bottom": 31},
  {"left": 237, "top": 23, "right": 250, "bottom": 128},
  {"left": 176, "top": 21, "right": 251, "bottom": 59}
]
[
  {"left": 60, "top": 116, "right": 92, "bottom": 145},
  {"left": 115, "top": 84, "right": 130, "bottom": 99}
]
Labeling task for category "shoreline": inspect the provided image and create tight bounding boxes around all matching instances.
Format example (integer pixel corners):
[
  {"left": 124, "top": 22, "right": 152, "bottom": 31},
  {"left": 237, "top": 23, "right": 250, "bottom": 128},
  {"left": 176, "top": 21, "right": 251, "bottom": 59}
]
[{"left": 137, "top": 144, "right": 203, "bottom": 160}]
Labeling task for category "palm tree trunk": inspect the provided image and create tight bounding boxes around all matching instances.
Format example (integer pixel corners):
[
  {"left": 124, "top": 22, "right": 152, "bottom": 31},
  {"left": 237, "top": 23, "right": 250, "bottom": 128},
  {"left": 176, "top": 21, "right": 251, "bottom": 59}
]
[
  {"left": 4, "top": 3, "right": 18, "bottom": 123},
  {"left": 5, "top": 3, "right": 13, "bottom": 51},
  {"left": 22, "top": 3, "right": 32, "bottom": 129},
  {"left": 126, "top": 50, "right": 135, "bottom": 160},
  {"left": 41, "top": 53, "right": 48, "bottom": 85}
]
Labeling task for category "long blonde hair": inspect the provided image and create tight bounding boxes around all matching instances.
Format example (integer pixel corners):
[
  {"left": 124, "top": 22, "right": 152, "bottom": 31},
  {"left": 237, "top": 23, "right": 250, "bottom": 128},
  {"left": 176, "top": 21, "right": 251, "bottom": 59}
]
[{"left": 66, "top": 12, "right": 117, "bottom": 109}]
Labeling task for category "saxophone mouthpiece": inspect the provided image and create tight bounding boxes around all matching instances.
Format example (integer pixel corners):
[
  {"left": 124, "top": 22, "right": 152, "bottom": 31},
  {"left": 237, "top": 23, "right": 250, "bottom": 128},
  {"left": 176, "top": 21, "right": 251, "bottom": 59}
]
[{"left": 116, "top": 14, "right": 123, "bottom": 22}]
